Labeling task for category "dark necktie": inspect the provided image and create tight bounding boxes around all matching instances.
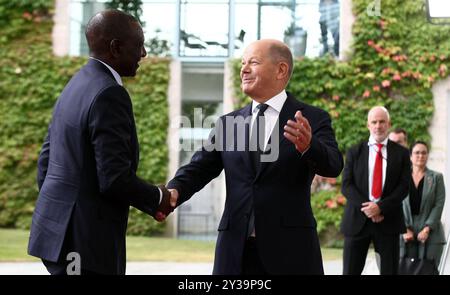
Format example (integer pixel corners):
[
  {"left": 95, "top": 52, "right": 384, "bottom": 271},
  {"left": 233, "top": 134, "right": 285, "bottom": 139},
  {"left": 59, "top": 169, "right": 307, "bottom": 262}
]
[
  {"left": 372, "top": 143, "right": 383, "bottom": 199},
  {"left": 250, "top": 103, "right": 269, "bottom": 172},
  {"left": 247, "top": 103, "right": 269, "bottom": 237}
]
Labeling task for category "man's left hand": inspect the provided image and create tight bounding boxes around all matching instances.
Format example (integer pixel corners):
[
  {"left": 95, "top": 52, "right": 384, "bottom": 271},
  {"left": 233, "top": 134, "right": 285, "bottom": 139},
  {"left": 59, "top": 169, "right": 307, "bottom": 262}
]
[
  {"left": 283, "top": 111, "right": 312, "bottom": 153},
  {"left": 361, "top": 202, "right": 381, "bottom": 218}
]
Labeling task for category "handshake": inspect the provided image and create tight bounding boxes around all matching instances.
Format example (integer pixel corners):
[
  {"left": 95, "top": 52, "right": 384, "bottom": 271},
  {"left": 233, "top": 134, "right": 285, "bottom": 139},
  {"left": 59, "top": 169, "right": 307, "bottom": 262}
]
[{"left": 155, "top": 185, "right": 179, "bottom": 222}]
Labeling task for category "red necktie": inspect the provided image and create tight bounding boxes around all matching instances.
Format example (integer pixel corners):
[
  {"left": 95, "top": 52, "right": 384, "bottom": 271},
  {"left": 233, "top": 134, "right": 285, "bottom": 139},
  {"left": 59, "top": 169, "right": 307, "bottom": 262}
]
[{"left": 372, "top": 143, "right": 383, "bottom": 199}]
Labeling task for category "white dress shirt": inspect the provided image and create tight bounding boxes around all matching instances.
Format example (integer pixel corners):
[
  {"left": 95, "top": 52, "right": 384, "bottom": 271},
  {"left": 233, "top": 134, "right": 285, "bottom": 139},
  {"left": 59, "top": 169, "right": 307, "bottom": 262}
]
[
  {"left": 250, "top": 90, "right": 287, "bottom": 150},
  {"left": 368, "top": 136, "right": 388, "bottom": 203}
]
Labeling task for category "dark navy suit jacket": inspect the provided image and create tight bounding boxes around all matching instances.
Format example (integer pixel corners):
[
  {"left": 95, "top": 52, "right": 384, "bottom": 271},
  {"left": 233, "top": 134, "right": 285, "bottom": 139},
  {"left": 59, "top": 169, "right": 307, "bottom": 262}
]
[
  {"left": 28, "top": 59, "right": 160, "bottom": 274},
  {"left": 168, "top": 93, "right": 343, "bottom": 274}
]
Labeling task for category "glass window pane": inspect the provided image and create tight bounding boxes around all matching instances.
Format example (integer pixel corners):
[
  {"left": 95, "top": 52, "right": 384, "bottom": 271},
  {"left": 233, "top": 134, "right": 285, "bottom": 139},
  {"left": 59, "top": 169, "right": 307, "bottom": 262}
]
[
  {"left": 295, "top": 0, "right": 340, "bottom": 57},
  {"left": 260, "top": 5, "right": 292, "bottom": 40},
  {"left": 179, "top": 1, "right": 230, "bottom": 57},
  {"left": 142, "top": 2, "right": 176, "bottom": 57},
  {"left": 233, "top": 0, "right": 340, "bottom": 58},
  {"left": 233, "top": 3, "right": 257, "bottom": 58}
]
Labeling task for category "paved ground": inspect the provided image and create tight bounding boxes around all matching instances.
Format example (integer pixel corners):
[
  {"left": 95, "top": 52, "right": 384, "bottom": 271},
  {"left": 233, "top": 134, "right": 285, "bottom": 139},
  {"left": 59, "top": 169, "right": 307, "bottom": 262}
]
[{"left": 0, "top": 258, "right": 380, "bottom": 275}]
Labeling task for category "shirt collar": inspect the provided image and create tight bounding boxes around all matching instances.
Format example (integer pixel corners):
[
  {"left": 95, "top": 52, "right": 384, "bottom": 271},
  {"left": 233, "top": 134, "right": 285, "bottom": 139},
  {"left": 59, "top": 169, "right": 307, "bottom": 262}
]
[
  {"left": 252, "top": 90, "right": 287, "bottom": 114},
  {"left": 89, "top": 57, "right": 123, "bottom": 86},
  {"left": 368, "top": 135, "right": 389, "bottom": 146}
]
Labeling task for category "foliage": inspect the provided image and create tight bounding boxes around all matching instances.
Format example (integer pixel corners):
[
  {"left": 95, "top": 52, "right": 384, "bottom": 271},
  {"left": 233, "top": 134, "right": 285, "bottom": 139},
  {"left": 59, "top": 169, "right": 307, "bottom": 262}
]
[
  {"left": 106, "top": 0, "right": 144, "bottom": 25},
  {"left": 0, "top": 0, "right": 52, "bottom": 45},
  {"left": 145, "top": 32, "right": 172, "bottom": 57},
  {"left": 0, "top": 1, "right": 170, "bottom": 236},
  {"left": 311, "top": 189, "right": 345, "bottom": 247},
  {"left": 231, "top": 0, "right": 450, "bottom": 152}
]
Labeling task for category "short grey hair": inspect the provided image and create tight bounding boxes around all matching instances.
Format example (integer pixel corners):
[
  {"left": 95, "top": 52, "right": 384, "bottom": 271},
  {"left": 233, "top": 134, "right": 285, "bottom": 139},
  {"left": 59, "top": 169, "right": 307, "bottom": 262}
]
[{"left": 367, "top": 106, "right": 390, "bottom": 122}]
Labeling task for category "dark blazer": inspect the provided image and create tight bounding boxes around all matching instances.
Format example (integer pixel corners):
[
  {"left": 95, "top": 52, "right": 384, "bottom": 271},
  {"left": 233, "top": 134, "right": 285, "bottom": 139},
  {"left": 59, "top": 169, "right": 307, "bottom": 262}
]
[
  {"left": 341, "top": 140, "right": 410, "bottom": 236},
  {"left": 168, "top": 93, "right": 343, "bottom": 275},
  {"left": 28, "top": 59, "right": 161, "bottom": 275}
]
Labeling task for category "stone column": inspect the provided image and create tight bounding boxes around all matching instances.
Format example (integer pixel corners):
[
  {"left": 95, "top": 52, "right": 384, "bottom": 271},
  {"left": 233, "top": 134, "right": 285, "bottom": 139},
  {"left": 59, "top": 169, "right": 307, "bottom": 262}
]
[
  {"left": 52, "top": 0, "right": 70, "bottom": 56},
  {"left": 429, "top": 77, "right": 450, "bottom": 234},
  {"left": 164, "top": 60, "right": 182, "bottom": 238}
]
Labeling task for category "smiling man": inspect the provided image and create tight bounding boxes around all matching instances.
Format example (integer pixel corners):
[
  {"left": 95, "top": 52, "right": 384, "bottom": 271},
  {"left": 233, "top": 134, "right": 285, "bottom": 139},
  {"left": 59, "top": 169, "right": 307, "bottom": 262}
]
[{"left": 166, "top": 39, "right": 343, "bottom": 275}]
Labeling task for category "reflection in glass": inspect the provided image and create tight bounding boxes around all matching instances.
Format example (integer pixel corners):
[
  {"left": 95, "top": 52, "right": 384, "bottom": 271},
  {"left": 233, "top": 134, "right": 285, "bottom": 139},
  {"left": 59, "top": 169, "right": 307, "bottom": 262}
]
[
  {"left": 142, "top": 2, "right": 176, "bottom": 57},
  {"left": 319, "top": 0, "right": 340, "bottom": 56},
  {"left": 179, "top": 1, "right": 230, "bottom": 57},
  {"left": 234, "top": 0, "right": 340, "bottom": 58}
]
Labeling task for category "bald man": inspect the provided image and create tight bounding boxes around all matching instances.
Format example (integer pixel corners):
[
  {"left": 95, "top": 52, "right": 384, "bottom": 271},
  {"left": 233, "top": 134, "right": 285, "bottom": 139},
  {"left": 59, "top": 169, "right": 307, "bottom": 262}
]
[
  {"left": 166, "top": 39, "right": 343, "bottom": 274},
  {"left": 341, "top": 106, "right": 410, "bottom": 275},
  {"left": 28, "top": 10, "right": 175, "bottom": 275}
]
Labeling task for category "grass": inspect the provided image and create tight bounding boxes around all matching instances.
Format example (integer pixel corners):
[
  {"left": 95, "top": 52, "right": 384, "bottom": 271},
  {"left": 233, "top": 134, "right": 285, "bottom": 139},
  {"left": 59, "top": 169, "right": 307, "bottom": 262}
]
[{"left": 0, "top": 228, "right": 342, "bottom": 262}]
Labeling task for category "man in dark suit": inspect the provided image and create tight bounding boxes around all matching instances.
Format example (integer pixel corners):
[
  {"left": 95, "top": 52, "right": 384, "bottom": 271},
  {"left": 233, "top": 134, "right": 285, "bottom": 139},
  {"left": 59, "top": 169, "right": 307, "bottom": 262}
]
[
  {"left": 166, "top": 39, "right": 343, "bottom": 274},
  {"left": 341, "top": 106, "right": 410, "bottom": 275},
  {"left": 28, "top": 10, "right": 175, "bottom": 275}
]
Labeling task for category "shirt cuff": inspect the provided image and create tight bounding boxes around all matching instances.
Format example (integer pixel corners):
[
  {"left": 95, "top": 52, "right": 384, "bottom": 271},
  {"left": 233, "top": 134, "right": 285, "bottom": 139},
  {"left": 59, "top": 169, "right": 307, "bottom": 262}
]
[
  {"left": 299, "top": 146, "right": 310, "bottom": 158},
  {"left": 157, "top": 187, "right": 162, "bottom": 205}
]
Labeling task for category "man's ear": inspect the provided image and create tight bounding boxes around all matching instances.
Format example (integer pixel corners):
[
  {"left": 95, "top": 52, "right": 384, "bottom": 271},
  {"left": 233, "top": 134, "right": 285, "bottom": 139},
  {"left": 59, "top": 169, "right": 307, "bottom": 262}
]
[
  {"left": 277, "top": 62, "right": 289, "bottom": 80},
  {"left": 110, "top": 39, "right": 121, "bottom": 58}
]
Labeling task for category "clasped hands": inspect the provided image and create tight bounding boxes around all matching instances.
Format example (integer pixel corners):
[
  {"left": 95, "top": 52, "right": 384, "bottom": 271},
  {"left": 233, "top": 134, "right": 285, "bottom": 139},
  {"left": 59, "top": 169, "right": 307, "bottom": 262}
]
[
  {"left": 361, "top": 202, "right": 384, "bottom": 223},
  {"left": 154, "top": 185, "right": 179, "bottom": 222},
  {"left": 403, "top": 227, "right": 430, "bottom": 243}
]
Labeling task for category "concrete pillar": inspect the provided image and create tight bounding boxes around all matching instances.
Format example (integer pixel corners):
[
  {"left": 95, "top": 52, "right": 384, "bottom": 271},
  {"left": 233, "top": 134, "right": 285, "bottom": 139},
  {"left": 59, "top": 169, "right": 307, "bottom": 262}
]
[
  {"left": 52, "top": 0, "right": 70, "bottom": 56},
  {"left": 223, "top": 61, "right": 235, "bottom": 114},
  {"left": 339, "top": 0, "right": 355, "bottom": 61},
  {"left": 164, "top": 60, "right": 182, "bottom": 238},
  {"left": 429, "top": 77, "right": 450, "bottom": 234}
]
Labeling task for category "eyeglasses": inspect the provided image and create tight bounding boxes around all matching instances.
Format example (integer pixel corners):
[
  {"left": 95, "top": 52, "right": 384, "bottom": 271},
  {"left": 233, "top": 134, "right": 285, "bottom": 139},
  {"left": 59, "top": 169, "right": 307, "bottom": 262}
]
[{"left": 412, "top": 151, "right": 428, "bottom": 155}]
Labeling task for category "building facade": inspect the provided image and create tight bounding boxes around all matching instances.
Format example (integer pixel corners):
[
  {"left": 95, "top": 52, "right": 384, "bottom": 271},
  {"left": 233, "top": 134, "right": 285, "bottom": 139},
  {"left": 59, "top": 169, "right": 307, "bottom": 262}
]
[{"left": 52, "top": 0, "right": 450, "bottom": 242}]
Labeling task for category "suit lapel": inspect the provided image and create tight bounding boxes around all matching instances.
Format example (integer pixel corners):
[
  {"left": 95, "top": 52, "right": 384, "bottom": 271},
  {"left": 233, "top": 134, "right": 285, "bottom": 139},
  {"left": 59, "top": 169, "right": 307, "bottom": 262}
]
[
  {"left": 361, "top": 143, "right": 369, "bottom": 198},
  {"left": 238, "top": 104, "right": 255, "bottom": 174},
  {"left": 383, "top": 141, "right": 394, "bottom": 197},
  {"left": 255, "top": 95, "right": 301, "bottom": 180}
]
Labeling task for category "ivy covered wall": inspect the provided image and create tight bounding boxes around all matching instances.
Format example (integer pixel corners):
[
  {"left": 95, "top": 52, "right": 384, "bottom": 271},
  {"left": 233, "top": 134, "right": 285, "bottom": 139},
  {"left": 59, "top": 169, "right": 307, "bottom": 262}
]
[{"left": 0, "top": 0, "right": 170, "bottom": 235}]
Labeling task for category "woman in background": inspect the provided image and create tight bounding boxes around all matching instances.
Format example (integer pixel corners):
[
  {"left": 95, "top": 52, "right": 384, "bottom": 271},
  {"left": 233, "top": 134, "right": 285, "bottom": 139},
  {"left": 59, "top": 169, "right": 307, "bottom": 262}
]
[{"left": 401, "top": 141, "right": 446, "bottom": 269}]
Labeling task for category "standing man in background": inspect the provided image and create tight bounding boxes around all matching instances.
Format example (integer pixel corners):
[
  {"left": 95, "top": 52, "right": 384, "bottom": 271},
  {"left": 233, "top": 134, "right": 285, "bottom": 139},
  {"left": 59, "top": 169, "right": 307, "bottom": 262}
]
[
  {"left": 341, "top": 106, "right": 410, "bottom": 275},
  {"left": 389, "top": 127, "right": 408, "bottom": 148}
]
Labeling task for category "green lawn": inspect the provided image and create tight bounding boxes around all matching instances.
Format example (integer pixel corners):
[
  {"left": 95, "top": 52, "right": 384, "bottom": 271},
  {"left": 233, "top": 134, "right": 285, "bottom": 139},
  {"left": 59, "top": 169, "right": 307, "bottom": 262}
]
[{"left": 0, "top": 228, "right": 342, "bottom": 262}]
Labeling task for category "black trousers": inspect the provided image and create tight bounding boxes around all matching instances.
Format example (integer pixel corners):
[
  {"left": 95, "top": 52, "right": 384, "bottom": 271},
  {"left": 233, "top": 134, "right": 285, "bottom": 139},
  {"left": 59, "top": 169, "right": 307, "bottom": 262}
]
[
  {"left": 241, "top": 237, "right": 268, "bottom": 275},
  {"left": 42, "top": 259, "right": 100, "bottom": 275},
  {"left": 343, "top": 221, "right": 400, "bottom": 275}
]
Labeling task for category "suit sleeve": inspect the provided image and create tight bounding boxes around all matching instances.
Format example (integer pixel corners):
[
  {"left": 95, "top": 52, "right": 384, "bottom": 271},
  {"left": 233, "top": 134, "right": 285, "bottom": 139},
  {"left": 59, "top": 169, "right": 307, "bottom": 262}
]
[
  {"left": 37, "top": 123, "right": 51, "bottom": 190},
  {"left": 402, "top": 196, "right": 413, "bottom": 229},
  {"left": 377, "top": 147, "right": 410, "bottom": 216},
  {"left": 167, "top": 122, "right": 224, "bottom": 205},
  {"left": 88, "top": 86, "right": 160, "bottom": 216},
  {"left": 341, "top": 147, "right": 369, "bottom": 208},
  {"left": 425, "top": 172, "right": 445, "bottom": 231},
  {"left": 301, "top": 110, "right": 343, "bottom": 177}
]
